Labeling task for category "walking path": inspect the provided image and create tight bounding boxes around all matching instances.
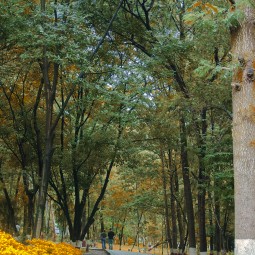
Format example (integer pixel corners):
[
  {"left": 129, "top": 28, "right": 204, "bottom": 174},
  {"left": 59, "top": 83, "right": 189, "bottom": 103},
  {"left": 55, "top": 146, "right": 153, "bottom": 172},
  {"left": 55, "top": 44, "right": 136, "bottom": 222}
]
[
  {"left": 86, "top": 248, "right": 151, "bottom": 255},
  {"left": 106, "top": 249, "right": 151, "bottom": 255},
  {"left": 85, "top": 248, "right": 108, "bottom": 255}
]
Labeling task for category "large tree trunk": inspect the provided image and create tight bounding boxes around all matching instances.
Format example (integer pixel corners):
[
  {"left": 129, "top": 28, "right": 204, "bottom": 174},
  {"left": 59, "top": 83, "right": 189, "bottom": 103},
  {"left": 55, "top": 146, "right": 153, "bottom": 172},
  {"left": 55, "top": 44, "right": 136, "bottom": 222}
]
[{"left": 231, "top": 4, "right": 255, "bottom": 254}]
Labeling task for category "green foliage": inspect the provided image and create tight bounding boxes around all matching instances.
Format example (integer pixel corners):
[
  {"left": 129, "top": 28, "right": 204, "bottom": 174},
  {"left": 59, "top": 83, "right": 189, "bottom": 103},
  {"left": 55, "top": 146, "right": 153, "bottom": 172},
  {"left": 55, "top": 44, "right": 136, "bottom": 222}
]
[{"left": 0, "top": 0, "right": 235, "bottom": 249}]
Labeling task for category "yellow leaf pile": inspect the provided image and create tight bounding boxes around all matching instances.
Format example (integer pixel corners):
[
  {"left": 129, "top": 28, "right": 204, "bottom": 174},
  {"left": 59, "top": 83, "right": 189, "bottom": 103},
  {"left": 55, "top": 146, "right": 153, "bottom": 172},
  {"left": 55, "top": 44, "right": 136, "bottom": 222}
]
[{"left": 0, "top": 231, "right": 82, "bottom": 255}]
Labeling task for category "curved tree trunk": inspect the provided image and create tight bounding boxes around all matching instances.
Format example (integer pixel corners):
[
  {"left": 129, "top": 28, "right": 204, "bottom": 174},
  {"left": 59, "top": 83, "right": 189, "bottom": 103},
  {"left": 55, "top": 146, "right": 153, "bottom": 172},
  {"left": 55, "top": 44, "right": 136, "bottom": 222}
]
[{"left": 231, "top": 4, "right": 255, "bottom": 254}]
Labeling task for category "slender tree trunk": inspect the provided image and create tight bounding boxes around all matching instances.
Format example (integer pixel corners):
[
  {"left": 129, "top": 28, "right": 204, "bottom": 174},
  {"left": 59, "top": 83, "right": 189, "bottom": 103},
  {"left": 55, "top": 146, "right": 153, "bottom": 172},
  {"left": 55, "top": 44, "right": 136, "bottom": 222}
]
[
  {"left": 174, "top": 167, "right": 185, "bottom": 254},
  {"left": 168, "top": 151, "right": 178, "bottom": 255},
  {"left": 34, "top": 133, "right": 54, "bottom": 238},
  {"left": 119, "top": 216, "right": 126, "bottom": 250},
  {"left": 196, "top": 108, "right": 207, "bottom": 255},
  {"left": 208, "top": 204, "right": 213, "bottom": 255},
  {"left": 214, "top": 191, "right": 221, "bottom": 255},
  {"left": 170, "top": 182, "right": 178, "bottom": 255},
  {"left": 34, "top": 0, "right": 52, "bottom": 237},
  {"left": 222, "top": 206, "right": 230, "bottom": 253},
  {"left": 231, "top": 4, "right": 255, "bottom": 254},
  {"left": 179, "top": 116, "right": 196, "bottom": 255},
  {"left": 33, "top": 62, "right": 58, "bottom": 237},
  {"left": 131, "top": 211, "right": 143, "bottom": 251},
  {"left": 160, "top": 147, "right": 172, "bottom": 253}
]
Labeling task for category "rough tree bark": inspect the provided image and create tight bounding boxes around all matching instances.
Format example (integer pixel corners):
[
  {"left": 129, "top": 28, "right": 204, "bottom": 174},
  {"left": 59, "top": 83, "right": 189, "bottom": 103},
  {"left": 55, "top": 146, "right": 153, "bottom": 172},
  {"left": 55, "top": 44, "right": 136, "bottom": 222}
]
[{"left": 231, "top": 3, "right": 255, "bottom": 254}]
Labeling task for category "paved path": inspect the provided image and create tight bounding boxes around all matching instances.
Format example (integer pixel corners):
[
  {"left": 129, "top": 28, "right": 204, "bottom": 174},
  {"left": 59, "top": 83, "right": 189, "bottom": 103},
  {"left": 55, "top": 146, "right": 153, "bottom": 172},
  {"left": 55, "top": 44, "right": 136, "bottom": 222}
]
[
  {"left": 85, "top": 248, "right": 109, "bottom": 255},
  {"left": 86, "top": 248, "right": 151, "bottom": 255},
  {"left": 106, "top": 250, "right": 151, "bottom": 255}
]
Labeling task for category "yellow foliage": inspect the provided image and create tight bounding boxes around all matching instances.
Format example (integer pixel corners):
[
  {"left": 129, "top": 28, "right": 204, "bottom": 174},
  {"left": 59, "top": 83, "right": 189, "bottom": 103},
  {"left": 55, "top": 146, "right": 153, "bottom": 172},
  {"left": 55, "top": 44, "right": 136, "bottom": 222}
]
[
  {"left": 204, "top": 3, "right": 219, "bottom": 13},
  {"left": 127, "top": 237, "right": 134, "bottom": 245},
  {"left": 187, "top": 1, "right": 202, "bottom": 12},
  {"left": 27, "top": 239, "right": 82, "bottom": 255},
  {"left": 0, "top": 230, "right": 82, "bottom": 255},
  {"left": 193, "top": 1, "right": 202, "bottom": 8}
]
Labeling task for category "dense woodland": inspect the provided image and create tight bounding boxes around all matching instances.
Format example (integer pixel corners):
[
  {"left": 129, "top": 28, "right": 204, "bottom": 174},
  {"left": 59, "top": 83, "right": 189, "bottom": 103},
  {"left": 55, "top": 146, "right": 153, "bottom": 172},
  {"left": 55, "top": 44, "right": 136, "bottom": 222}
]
[{"left": 1, "top": 0, "right": 254, "bottom": 254}]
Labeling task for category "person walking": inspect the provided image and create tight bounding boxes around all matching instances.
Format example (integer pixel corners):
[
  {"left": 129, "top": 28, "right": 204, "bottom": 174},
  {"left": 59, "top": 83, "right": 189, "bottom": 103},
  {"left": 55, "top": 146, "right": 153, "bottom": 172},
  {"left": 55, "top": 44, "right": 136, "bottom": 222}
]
[
  {"left": 100, "top": 229, "right": 107, "bottom": 249},
  {"left": 108, "top": 228, "right": 115, "bottom": 250}
]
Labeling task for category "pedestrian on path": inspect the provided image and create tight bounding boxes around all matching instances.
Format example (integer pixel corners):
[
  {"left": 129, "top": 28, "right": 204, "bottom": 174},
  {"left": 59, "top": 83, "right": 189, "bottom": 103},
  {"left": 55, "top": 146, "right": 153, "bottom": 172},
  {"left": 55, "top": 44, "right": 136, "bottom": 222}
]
[
  {"left": 100, "top": 229, "right": 107, "bottom": 249},
  {"left": 108, "top": 228, "right": 115, "bottom": 250}
]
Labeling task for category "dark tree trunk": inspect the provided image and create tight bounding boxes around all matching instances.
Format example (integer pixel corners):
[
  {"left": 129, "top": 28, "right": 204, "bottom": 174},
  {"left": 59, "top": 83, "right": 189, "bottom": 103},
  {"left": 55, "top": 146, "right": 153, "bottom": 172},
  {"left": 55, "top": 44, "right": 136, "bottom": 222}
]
[
  {"left": 196, "top": 108, "right": 208, "bottom": 254},
  {"left": 33, "top": 45, "right": 58, "bottom": 238},
  {"left": 168, "top": 151, "right": 178, "bottom": 254},
  {"left": 24, "top": 193, "right": 35, "bottom": 235},
  {"left": 175, "top": 167, "right": 185, "bottom": 253},
  {"left": 215, "top": 202, "right": 221, "bottom": 254},
  {"left": 160, "top": 147, "right": 172, "bottom": 252},
  {"left": 118, "top": 216, "right": 126, "bottom": 250},
  {"left": 0, "top": 162, "right": 18, "bottom": 235},
  {"left": 208, "top": 198, "right": 214, "bottom": 255},
  {"left": 180, "top": 116, "right": 196, "bottom": 255}
]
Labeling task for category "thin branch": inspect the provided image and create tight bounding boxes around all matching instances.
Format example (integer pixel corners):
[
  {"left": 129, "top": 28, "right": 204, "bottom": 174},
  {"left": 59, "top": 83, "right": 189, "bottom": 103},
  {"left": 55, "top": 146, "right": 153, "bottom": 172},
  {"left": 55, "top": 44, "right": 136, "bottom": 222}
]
[{"left": 79, "top": 0, "right": 125, "bottom": 78}]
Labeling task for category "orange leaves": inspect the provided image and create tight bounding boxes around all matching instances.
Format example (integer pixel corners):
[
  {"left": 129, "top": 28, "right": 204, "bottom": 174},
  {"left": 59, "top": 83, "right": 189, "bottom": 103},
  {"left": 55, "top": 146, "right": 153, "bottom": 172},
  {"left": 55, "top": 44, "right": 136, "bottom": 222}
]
[
  {"left": 107, "top": 184, "right": 133, "bottom": 208},
  {"left": 184, "top": 1, "right": 220, "bottom": 26},
  {"left": 204, "top": 3, "right": 219, "bottom": 13},
  {"left": 193, "top": 1, "right": 202, "bottom": 8},
  {"left": 187, "top": 1, "right": 219, "bottom": 14},
  {"left": 187, "top": 1, "right": 202, "bottom": 12}
]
